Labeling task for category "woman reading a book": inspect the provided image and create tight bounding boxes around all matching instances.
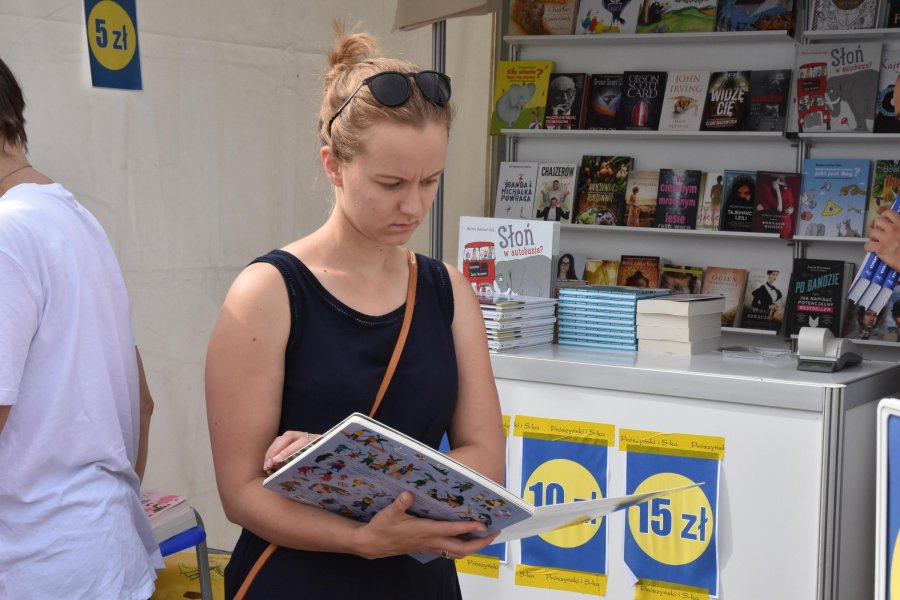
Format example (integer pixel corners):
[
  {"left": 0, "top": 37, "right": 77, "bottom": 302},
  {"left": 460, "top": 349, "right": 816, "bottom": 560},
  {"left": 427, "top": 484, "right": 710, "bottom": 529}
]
[{"left": 206, "top": 27, "right": 505, "bottom": 600}]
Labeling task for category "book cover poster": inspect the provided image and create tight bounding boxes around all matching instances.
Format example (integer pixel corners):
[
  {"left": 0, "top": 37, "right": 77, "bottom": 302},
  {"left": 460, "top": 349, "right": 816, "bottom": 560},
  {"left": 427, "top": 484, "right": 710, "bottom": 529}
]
[
  {"left": 617, "top": 71, "right": 668, "bottom": 130},
  {"left": 509, "top": 0, "right": 580, "bottom": 34},
  {"left": 458, "top": 216, "right": 559, "bottom": 298},
  {"left": 534, "top": 162, "right": 578, "bottom": 221},
  {"left": 618, "top": 255, "right": 662, "bottom": 288},
  {"left": 660, "top": 264, "right": 704, "bottom": 294},
  {"left": 794, "top": 42, "right": 882, "bottom": 133},
  {"left": 741, "top": 267, "right": 790, "bottom": 332},
  {"left": 585, "top": 74, "right": 623, "bottom": 130},
  {"left": 516, "top": 416, "right": 614, "bottom": 595},
  {"left": 576, "top": 0, "right": 641, "bottom": 33},
  {"left": 720, "top": 170, "right": 757, "bottom": 232},
  {"left": 751, "top": 171, "right": 801, "bottom": 239},
  {"left": 658, "top": 71, "right": 710, "bottom": 132},
  {"left": 784, "top": 258, "right": 847, "bottom": 337},
  {"left": 636, "top": 0, "right": 717, "bottom": 32},
  {"left": 625, "top": 169, "right": 660, "bottom": 227},
  {"left": 697, "top": 172, "right": 724, "bottom": 230},
  {"left": 868, "top": 160, "right": 900, "bottom": 235},
  {"left": 584, "top": 259, "right": 620, "bottom": 285},
  {"left": 573, "top": 155, "right": 634, "bottom": 226},
  {"left": 799, "top": 159, "right": 871, "bottom": 238},
  {"left": 714, "top": 0, "right": 795, "bottom": 31},
  {"left": 810, "top": 0, "right": 879, "bottom": 29},
  {"left": 544, "top": 73, "right": 590, "bottom": 130},
  {"left": 743, "top": 69, "right": 792, "bottom": 132},
  {"left": 701, "top": 266, "right": 749, "bottom": 326},
  {"left": 490, "top": 60, "right": 555, "bottom": 135},
  {"left": 700, "top": 71, "right": 751, "bottom": 131},
  {"left": 654, "top": 169, "right": 703, "bottom": 230},
  {"left": 494, "top": 162, "right": 539, "bottom": 219},
  {"left": 875, "top": 50, "right": 900, "bottom": 133}
]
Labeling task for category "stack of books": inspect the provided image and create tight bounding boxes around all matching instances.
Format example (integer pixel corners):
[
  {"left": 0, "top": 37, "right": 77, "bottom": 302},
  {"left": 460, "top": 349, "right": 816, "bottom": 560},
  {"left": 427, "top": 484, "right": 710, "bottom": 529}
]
[
  {"left": 140, "top": 490, "right": 197, "bottom": 543},
  {"left": 557, "top": 286, "right": 669, "bottom": 350},
  {"left": 636, "top": 294, "right": 726, "bottom": 355},
  {"left": 479, "top": 294, "right": 558, "bottom": 352}
]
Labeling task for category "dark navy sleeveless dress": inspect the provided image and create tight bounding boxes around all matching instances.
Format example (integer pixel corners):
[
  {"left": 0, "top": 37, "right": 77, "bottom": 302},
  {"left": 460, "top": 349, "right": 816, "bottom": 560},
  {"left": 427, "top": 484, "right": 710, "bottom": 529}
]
[{"left": 224, "top": 250, "right": 463, "bottom": 600}]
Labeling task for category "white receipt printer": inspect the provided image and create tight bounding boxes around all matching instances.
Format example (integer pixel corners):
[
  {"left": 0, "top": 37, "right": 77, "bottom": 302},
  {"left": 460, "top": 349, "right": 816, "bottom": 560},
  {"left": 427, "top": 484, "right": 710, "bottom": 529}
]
[{"left": 796, "top": 327, "right": 862, "bottom": 373}]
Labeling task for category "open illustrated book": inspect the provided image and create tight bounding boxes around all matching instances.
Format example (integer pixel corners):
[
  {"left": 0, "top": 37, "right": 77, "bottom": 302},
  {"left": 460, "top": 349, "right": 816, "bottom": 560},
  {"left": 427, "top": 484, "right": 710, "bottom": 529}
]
[{"left": 263, "top": 412, "right": 699, "bottom": 562}]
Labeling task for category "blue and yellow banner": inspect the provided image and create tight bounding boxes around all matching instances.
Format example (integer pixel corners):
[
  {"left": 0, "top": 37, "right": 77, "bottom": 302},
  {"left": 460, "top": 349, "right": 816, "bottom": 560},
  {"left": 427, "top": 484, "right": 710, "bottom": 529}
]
[
  {"left": 515, "top": 415, "right": 615, "bottom": 596},
  {"left": 620, "top": 429, "right": 724, "bottom": 599},
  {"left": 888, "top": 415, "right": 900, "bottom": 599},
  {"left": 84, "top": 0, "right": 142, "bottom": 89}
]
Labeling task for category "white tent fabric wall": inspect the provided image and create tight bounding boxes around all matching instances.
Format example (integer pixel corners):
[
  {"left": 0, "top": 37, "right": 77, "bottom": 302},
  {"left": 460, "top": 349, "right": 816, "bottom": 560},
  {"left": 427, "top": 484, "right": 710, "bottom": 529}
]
[{"left": 0, "top": 2, "right": 493, "bottom": 550}]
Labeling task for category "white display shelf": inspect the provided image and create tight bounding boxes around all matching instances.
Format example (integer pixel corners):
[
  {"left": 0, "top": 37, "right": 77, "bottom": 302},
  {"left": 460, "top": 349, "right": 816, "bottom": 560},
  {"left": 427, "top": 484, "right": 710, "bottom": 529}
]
[
  {"left": 501, "top": 128, "right": 788, "bottom": 142},
  {"left": 793, "top": 235, "right": 867, "bottom": 244},
  {"left": 504, "top": 30, "right": 795, "bottom": 47},
  {"left": 560, "top": 223, "right": 784, "bottom": 241},
  {"left": 796, "top": 132, "right": 900, "bottom": 143},
  {"left": 804, "top": 28, "right": 900, "bottom": 42},
  {"left": 722, "top": 326, "right": 780, "bottom": 336}
]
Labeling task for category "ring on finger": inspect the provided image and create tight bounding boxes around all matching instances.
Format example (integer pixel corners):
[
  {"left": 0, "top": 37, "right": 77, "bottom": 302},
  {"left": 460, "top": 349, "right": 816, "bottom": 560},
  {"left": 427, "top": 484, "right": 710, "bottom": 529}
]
[{"left": 442, "top": 549, "right": 451, "bottom": 560}]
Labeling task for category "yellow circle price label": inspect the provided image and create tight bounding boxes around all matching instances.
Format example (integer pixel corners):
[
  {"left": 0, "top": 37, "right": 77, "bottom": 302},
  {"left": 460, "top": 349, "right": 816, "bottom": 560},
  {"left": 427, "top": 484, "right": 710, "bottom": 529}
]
[
  {"left": 523, "top": 458, "right": 603, "bottom": 548},
  {"left": 627, "top": 472, "right": 712, "bottom": 565},
  {"left": 87, "top": 1, "right": 137, "bottom": 71}
]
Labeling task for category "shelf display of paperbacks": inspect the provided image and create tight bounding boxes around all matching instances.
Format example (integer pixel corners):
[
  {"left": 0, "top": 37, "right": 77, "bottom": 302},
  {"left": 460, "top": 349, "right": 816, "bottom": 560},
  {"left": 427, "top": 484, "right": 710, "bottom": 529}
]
[
  {"left": 875, "top": 50, "right": 900, "bottom": 133},
  {"left": 867, "top": 160, "right": 900, "bottom": 235},
  {"left": 701, "top": 266, "right": 749, "bottom": 327},
  {"left": 720, "top": 170, "right": 757, "bottom": 232},
  {"left": 624, "top": 169, "right": 659, "bottom": 227},
  {"left": 543, "top": 73, "right": 590, "bottom": 130},
  {"left": 573, "top": 155, "right": 634, "bottom": 226},
  {"left": 490, "top": 60, "right": 555, "bottom": 135},
  {"left": 743, "top": 69, "right": 792, "bottom": 132},
  {"left": 617, "top": 71, "right": 667, "bottom": 130},
  {"left": 799, "top": 159, "right": 872, "bottom": 238},
  {"left": 617, "top": 255, "right": 663, "bottom": 288},
  {"left": 809, "top": 0, "right": 879, "bottom": 30},
  {"left": 697, "top": 172, "right": 724, "bottom": 230},
  {"left": 714, "top": 0, "right": 795, "bottom": 31},
  {"left": 658, "top": 71, "right": 710, "bottom": 132},
  {"left": 794, "top": 42, "right": 882, "bottom": 133},
  {"left": 784, "top": 258, "right": 851, "bottom": 337},
  {"left": 585, "top": 74, "right": 623, "bottom": 130},
  {"left": 741, "top": 267, "right": 791, "bottom": 333},
  {"left": 457, "top": 216, "right": 560, "bottom": 298},
  {"left": 534, "top": 162, "right": 577, "bottom": 221},
  {"left": 508, "top": 0, "right": 579, "bottom": 34},
  {"left": 654, "top": 169, "right": 703, "bottom": 230},
  {"left": 636, "top": 0, "right": 717, "bottom": 32},
  {"left": 494, "top": 162, "right": 539, "bottom": 219},
  {"left": 700, "top": 70, "right": 751, "bottom": 131},
  {"left": 751, "top": 171, "right": 801, "bottom": 239},
  {"left": 660, "top": 264, "right": 704, "bottom": 294},
  {"left": 576, "top": 0, "right": 641, "bottom": 33}
]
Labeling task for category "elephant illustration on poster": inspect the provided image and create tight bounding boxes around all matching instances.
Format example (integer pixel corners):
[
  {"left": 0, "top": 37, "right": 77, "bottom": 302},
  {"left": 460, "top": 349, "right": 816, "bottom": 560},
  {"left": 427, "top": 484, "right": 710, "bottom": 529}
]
[
  {"left": 492, "top": 255, "right": 553, "bottom": 297},
  {"left": 825, "top": 69, "right": 879, "bottom": 131}
]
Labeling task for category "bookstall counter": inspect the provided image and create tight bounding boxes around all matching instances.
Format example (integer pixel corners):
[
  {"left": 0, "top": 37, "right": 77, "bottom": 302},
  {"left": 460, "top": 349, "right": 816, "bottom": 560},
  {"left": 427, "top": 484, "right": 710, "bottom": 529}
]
[{"left": 457, "top": 346, "right": 900, "bottom": 600}]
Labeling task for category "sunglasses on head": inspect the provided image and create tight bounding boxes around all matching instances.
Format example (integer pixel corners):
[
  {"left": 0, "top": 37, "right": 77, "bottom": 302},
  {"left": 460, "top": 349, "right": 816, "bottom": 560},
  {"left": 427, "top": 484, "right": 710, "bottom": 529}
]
[{"left": 327, "top": 70, "right": 452, "bottom": 137}]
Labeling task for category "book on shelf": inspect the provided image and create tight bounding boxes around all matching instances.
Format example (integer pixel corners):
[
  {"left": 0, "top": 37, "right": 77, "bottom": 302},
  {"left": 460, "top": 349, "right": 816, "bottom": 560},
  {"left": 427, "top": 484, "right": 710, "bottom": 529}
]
[
  {"left": 658, "top": 71, "right": 710, "bottom": 132},
  {"left": 740, "top": 267, "right": 791, "bottom": 333},
  {"left": 534, "top": 162, "right": 578, "bottom": 222},
  {"left": 457, "top": 216, "right": 560, "bottom": 298},
  {"left": 697, "top": 171, "right": 724, "bottom": 230},
  {"left": 793, "top": 42, "right": 882, "bottom": 133},
  {"left": 809, "top": 0, "right": 880, "bottom": 30},
  {"left": 654, "top": 168, "right": 704, "bottom": 230},
  {"left": 583, "top": 258, "right": 620, "bottom": 285},
  {"left": 785, "top": 258, "right": 855, "bottom": 338},
  {"left": 885, "top": 0, "right": 900, "bottom": 27},
  {"left": 490, "top": 60, "right": 555, "bottom": 135},
  {"left": 867, "top": 160, "right": 900, "bottom": 236},
  {"left": 557, "top": 252, "right": 587, "bottom": 282},
  {"left": 841, "top": 298, "right": 891, "bottom": 341},
  {"left": 637, "top": 293, "right": 726, "bottom": 317},
  {"left": 559, "top": 285, "right": 670, "bottom": 302},
  {"left": 700, "top": 70, "right": 751, "bottom": 132},
  {"left": 874, "top": 50, "right": 900, "bottom": 134},
  {"left": 719, "top": 170, "right": 757, "bottom": 233},
  {"left": 624, "top": 169, "right": 659, "bottom": 227},
  {"left": 751, "top": 171, "right": 801, "bottom": 239},
  {"left": 494, "top": 162, "right": 539, "bottom": 220},
  {"left": 798, "top": 159, "right": 871, "bottom": 238},
  {"left": 263, "top": 411, "right": 696, "bottom": 560},
  {"left": 714, "top": 0, "right": 796, "bottom": 32},
  {"left": 543, "top": 73, "right": 590, "bottom": 130},
  {"left": 637, "top": 310, "right": 723, "bottom": 330},
  {"left": 508, "top": 0, "right": 579, "bottom": 34},
  {"left": 573, "top": 155, "right": 634, "bottom": 226},
  {"left": 575, "top": 0, "right": 641, "bottom": 34},
  {"left": 584, "top": 74, "right": 623, "bottom": 130},
  {"left": 743, "top": 69, "right": 792, "bottom": 133},
  {"left": 140, "top": 490, "right": 196, "bottom": 544},
  {"left": 618, "top": 255, "right": 664, "bottom": 288},
  {"left": 637, "top": 322, "right": 722, "bottom": 342},
  {"left": 636, "top": 0, "right": 717, "bottom": 32},
  {"left": 659, "top": 265, "right": 705, "bottom": 295},
  {"left": 701, "top": 266, "right": 749, "bottom": 327},
  {"left": 617, "top": 71, "right": 668, "bottom": 131},
  {"left": 638, "top": 336, "right": 721, "bottom": 355}
]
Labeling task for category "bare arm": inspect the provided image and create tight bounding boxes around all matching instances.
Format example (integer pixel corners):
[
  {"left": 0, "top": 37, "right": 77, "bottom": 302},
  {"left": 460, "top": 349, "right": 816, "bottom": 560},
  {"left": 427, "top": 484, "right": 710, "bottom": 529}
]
[
  {"left": 0, "top": 405, "right": 9, "bottom": 436},
  {"left": 206, "top": 263, "right": 495, "bottom": 558},
  {"left": 442, "top": 264, "right": 506, "bottom": 484},
  {"left": 134, "top": 347, "right": 153, "bottom": 482}
]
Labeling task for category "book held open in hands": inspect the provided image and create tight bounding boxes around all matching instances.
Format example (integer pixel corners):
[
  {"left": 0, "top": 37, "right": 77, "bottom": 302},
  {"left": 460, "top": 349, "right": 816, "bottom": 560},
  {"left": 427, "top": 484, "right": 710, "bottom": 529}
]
[{"left": 263, "top": 412, "right": 698, "bottom": 562}]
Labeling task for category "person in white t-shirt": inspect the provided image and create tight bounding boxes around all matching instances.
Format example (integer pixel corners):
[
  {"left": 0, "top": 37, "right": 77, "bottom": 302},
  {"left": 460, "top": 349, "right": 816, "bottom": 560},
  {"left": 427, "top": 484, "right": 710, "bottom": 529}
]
[{"left": 0, "top": 57, "right": 162, "bottom": 599}]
